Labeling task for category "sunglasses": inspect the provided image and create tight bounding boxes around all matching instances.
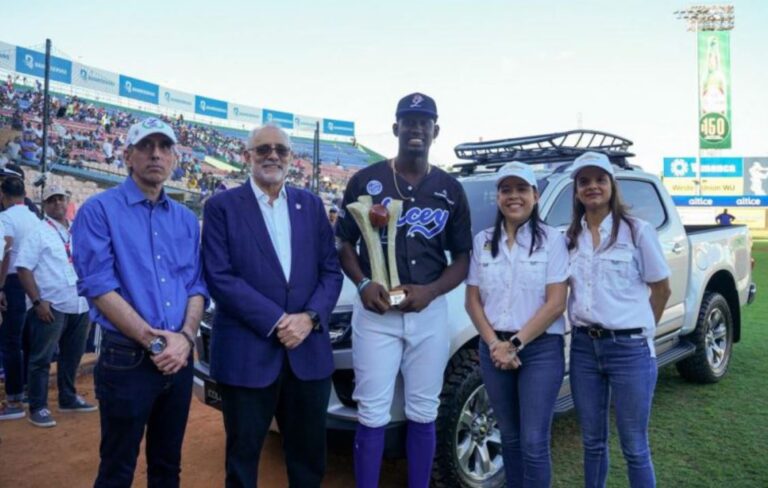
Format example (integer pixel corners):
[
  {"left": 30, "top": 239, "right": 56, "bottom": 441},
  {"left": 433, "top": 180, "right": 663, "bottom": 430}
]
[{"left": 249, "top": 144, "right": 290, "bottom": 157}]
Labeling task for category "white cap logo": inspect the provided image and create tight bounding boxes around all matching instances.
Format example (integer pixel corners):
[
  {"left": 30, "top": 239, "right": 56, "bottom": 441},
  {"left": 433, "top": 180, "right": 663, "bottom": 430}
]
[{"left": 410, "top": 94, "right": 424, "bottom": 108}]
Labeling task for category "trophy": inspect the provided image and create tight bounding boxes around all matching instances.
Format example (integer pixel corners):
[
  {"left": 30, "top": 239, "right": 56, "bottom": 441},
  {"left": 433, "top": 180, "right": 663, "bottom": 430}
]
[{"left": 347, "top": 195, "right": 406, "bottom": 306}]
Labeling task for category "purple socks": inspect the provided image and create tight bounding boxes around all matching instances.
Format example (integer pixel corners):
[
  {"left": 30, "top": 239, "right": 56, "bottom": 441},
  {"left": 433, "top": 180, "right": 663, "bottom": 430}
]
[
  {"left": 354, "top": 421, "right": 436, "bottom": 488},
  {"left": 354, "top": 424, "right": 386, "bottom": 488},
  {"left": 406, "top": 420, "right": 436, "bottom": 488}
]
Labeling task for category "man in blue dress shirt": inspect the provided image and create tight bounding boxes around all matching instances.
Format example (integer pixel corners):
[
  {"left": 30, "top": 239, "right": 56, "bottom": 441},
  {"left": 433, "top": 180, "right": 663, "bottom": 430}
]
[{"left": 72, "top": 117, "right": 208, "bottom": 488}]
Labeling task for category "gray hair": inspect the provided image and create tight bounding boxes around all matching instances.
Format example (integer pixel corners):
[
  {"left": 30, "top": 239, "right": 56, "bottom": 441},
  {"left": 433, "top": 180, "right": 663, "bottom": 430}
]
[{"left": 246, "top": 123, "right": 291, "bottom": 150}]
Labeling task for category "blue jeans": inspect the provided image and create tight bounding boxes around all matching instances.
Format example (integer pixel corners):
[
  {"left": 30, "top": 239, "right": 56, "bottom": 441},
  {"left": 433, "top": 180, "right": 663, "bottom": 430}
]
[
  {"left": 569, "top": 330, "right": 657, "bottom": 488},
  {"left": 93, "top": 330, "right": 193, "bottom": 488},
  {"left": 27, "top": 308, "right": 90, "bottom": 412},
  {"left": 0, "top": 274, "right": 29, "bottom": 399},
  {"left": 480, "top": 333, "right": 565, "bottom": 488}
]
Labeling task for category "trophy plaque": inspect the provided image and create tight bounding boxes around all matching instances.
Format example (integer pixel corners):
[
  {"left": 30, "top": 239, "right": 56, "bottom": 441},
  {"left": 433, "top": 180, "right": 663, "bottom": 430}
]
[{"left": 347, "top": 195, "right": 405, "bottom": 306}]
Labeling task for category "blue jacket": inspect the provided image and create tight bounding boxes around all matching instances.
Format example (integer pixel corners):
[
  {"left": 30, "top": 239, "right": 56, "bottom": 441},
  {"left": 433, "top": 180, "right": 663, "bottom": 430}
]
[{"left": 202, "top": 183, "right": 343, "bottom": 388}]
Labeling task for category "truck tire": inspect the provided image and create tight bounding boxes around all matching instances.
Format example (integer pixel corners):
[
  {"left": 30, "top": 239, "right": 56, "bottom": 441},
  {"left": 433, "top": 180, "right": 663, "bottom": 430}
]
[
  {"left": 676, "top": 291, "right": 734, "bottom": 383},
  {"left": 433, "top": 348, "right": 506, "bottom": 488}
]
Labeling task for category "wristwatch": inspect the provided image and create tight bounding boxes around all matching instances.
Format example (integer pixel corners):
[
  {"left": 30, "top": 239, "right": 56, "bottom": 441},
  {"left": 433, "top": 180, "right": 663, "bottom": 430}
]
[
  {"left": 147, "top": 336, "right": 167, "bottom": 356},
  {"left": 32, "top": 298, "right": 42, "bottom": 308},
  {"left": 509, "top": 335, "right": 524, "bottom": 352},
  {"left": 306, "top": 310, "right": 321, "bottom": 331}
]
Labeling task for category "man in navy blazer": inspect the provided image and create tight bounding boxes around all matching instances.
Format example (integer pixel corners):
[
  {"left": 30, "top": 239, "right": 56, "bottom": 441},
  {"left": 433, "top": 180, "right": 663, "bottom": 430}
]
[{"left": 202, "top": 124, "right": 343, "bottom": 488}]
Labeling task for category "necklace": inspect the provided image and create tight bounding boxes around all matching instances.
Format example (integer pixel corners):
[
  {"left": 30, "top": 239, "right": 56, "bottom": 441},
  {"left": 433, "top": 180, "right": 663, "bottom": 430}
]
[{"left": 391, "top": 159, "right": 431, "bottom": 203}]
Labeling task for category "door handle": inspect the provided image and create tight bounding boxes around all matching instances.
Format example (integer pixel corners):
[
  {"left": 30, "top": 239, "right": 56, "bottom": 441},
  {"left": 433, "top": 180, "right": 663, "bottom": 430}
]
[{"left": 672, "top": 242, "right": 685, "bottom": 254}]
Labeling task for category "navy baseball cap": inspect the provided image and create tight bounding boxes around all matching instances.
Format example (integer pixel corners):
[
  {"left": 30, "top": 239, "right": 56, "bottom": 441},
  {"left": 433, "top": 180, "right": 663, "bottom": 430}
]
[{"left": 395, "top": 93, "right": 438, "bottom": 121}]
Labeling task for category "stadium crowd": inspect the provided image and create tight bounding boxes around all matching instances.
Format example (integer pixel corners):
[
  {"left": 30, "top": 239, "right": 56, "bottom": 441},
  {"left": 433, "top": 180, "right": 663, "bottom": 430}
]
[{"left": 0, "top": 75, "right": 357, "bottom": 207}]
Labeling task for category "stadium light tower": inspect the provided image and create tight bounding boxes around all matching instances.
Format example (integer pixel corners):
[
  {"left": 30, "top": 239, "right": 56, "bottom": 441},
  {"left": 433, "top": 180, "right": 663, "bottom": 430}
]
[
  {"left": 674, "top": 4, "right": 735, "bottom": 195},
  {"left": 675, "top": 4, "right": 734, "bottom": 31}
]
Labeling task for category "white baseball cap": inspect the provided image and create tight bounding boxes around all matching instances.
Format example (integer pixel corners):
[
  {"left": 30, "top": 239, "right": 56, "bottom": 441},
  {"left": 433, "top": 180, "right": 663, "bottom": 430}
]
[
  {"left": 43, "top": 184, "right": 67, "bottom": 201},
  {"left": 496, "top": 161, "right": 537, "bottom": 188},
  {"left": 126, "top": 117, "right": 177, "bottom": 146},
  {"left": 570, "top": 151, "right": 614, "bottom": 179}
]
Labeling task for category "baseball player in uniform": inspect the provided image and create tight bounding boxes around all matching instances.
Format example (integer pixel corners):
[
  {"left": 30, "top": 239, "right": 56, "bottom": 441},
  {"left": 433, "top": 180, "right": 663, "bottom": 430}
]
[{"left": 336, "top": 93, "right": 472, "bottom": 488}]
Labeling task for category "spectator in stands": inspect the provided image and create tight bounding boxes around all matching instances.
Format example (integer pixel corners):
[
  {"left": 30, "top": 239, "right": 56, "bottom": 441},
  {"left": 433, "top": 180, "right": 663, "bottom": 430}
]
[
  {"left": 74, "top": 154, "right": 86, "bottom": 169},
  {"left": 17, "top": 185, "right": 96, "bottom": 428},
  {"left": 20, "top": 138, "right": 37, "bottom": 161},
  {"left": 328, "top": 206, "right": 339, "bottom": 226},
  {"left": 102, "top": 139, "right": 114, "bottom": 165},
  {"left": 73, "top": 117, "right": 207, "bottom": 487},
  {"left": 11, "top": 110, "right": 23, "bottom": 130},
  {"left": 4, "top": 137, "right": 20, "bottom": 163},
  {"left": 34, "top": 143, "right": 57, "bottom": 165},
  {"left": 0, "top": 177, "right": 42, "bottom": 421}
]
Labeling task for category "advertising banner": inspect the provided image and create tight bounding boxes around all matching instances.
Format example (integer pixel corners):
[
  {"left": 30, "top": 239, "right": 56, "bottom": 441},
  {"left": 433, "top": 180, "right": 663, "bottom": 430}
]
[
  {"left": 698, "top": 31, "right": 732, "bottom": 149},
  {"left": 743, "top": 157, "right": 768, "bottom": 196},
  {"left": 119, "top": 75, "right": 159, "bottom": 104},
  {"left": 294, "top": 114, "right": 321, "bottom": 132},
  {"left": 663, "top": 157, "right": 742, "bottom": 178},
  {"left": 159, "top": 87, "right": 195, "bottom": 112},
  {"left": 322, "top": 118, "right": 355, "bottom": 137},
  {"left": 0, "top": 41, "right": 15, "bottom": 71},
  {"left": 263, "top": 108, "right": 294, "bottom": 129},
  {"left": 195, "top": 95, "right": 228, "bottom": 119},
  {"left": 15, "top": 46, "right": 72, "bottom": 84},
  {"left": 672, "top": 196, "right": 768, "bottom": 207},
  {"left": 73, "top": 62, "right": 119, "bottom": 95},
  {"left": 664, "top": 177, "right": 742, "bottom": 196},
  {"left": 228, "top": 103, "right": 262, "bottom": 125}
]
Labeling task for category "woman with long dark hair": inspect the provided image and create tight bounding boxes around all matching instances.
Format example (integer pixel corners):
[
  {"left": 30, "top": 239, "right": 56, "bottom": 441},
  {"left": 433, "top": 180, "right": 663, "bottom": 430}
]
[
  {"left": 566, "top": 152, "right": 671, "bottom": 488},
  {"left": 466, "top": 162, "right": 569, "bottom": 487}
]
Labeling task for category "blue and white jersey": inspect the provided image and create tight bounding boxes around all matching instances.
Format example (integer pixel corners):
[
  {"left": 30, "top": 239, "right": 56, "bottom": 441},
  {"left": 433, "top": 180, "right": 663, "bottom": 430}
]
[{"left": 336, "top": 160, "right": 472, "bottom": 285}]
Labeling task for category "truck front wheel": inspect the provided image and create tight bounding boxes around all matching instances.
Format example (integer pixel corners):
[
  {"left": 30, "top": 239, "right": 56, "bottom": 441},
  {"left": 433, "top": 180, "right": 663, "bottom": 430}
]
[
  {"left": 433, "top": 348, "right": 506, "bottom": 488},
  {"left": 676, "top": 291, "right": 734, "bottom": 383}
]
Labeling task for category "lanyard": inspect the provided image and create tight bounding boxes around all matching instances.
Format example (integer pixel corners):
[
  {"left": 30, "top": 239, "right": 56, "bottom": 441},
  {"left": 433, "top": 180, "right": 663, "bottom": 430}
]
[{"left": 44, "top": 218, "right": 72, "bottom": 263}]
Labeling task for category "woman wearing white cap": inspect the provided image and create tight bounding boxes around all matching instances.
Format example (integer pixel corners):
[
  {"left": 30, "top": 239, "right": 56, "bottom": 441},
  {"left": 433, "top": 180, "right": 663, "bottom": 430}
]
[
  {"left": 465, "top": 162, "right": 569, "bottom": 487},
  {"left": 566, "top": 152, "right": 671, "bottom": 488}
]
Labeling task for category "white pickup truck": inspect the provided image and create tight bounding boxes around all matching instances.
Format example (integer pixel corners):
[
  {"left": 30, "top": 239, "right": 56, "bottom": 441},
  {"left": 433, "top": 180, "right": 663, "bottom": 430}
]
[{"left": 193, "top": 130, "right": 756, "bottom": 488}]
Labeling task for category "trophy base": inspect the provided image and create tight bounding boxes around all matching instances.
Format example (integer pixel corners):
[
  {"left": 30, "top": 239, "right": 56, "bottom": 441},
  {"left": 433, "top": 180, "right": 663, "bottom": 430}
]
[{"left": 389, "top": 289, "right": 406, "bottom": 307}]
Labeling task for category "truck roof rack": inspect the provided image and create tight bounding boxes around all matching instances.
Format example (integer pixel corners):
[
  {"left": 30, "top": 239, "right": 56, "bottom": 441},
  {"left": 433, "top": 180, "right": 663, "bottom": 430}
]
[{"left": 452, "top": 130, "right": 635, "bottom": 176}]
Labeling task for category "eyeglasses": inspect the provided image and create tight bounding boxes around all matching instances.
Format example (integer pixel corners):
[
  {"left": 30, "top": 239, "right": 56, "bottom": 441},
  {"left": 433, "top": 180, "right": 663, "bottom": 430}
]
[{"left": 248, "top": 143, "right": 291, "bottom": 157}]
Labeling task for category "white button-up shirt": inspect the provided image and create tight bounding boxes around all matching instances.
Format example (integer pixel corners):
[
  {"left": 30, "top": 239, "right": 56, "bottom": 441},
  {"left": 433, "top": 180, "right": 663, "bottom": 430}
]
[
  {"left": 1, "top": 204, "right": 43, "bottom": 274},
  {"left": 250, "top": 178, "right": 292, "bottom": 281},
  {"left": 568, "top": 214, "right": 670, "bottom": 350},
  {"left": 15, "top": 217, "right": 89, "bottom": 314},
  {"left": 467, "top": 224, "right": 569, "bottom": 334}
]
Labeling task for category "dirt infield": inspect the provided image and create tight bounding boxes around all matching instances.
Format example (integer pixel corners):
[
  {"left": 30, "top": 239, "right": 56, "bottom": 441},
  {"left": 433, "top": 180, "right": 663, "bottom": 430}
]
[{"left": 0, "top": 371, "right": 408, "bottom": 487}]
